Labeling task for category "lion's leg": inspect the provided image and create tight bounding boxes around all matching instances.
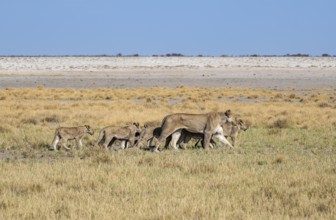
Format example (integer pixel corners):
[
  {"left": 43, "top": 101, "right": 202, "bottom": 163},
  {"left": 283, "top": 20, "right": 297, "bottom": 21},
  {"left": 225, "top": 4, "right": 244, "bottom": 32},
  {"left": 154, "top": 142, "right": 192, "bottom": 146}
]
[
  {"left": 152, "top": 137, "right": 161, "bottom": 152},
  {"left": 194, "top": 139, "right": 201, "bottom": 148},
  {"left": 154, "top": 127, "right": 179, "bottom": 152},
  {"left": 120, "top": 140, "right": 127, "bottom": 150},
  {"left": 135, "top": 138, "right": 145, "bottom": 149},
  {"left": 61, "top": 139, "right": 71, "bottom": 150},
  {"left": 163, "top": 135, "right": 172, "bottom": 150},
  {"left": 170, "top": 130, "right": 182, "bottom": 150},
  {"left": 215, "top": 134, "right": 233, "bottom": 148},
  {"left": 51, "top": 135, "right": 60, "bottom": 151},
  {"left": 75, "top": 138, "right": 83, "bottom": 149},
  {"left": 128, "top": 137, "right": 136, "bottom": 148},
  {"left": 103, "top": 137, "right": 114, "bottom": 150},
  {"left": 95, "top": 131, "right": 105, "bottom": 147},
  {"left": 202, "top": 132, "right": 212, "bottom": 149},
  {"left": 209, "top": 138, "right": 216, "bottom": 148},
  {"left": 177, "top": 132, "right": 190, "bottom": 149},
  {"left": 146, "top": 137, "right": 154, "bottom": 148},
  {"left": 231, "top": 135, "right": 237, "bottom": 147},
  {"left": 152, "top": 136, "right": 166, "bottom": 152},
  {"left": 195, "top": 137, "right": 214, "bottom": 148}
]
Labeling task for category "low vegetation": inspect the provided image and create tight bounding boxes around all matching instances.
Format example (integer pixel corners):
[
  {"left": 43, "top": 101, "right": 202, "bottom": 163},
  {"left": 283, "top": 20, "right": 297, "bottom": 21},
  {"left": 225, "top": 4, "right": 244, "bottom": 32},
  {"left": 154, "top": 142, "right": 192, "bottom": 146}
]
[{"left": 0, "top": 87, "right": 335, "bottom": 219}]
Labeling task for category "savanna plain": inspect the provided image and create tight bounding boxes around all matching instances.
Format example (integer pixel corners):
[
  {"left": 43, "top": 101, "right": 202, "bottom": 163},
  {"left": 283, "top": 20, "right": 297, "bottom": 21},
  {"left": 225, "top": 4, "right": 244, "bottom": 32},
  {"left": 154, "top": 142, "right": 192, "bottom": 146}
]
[{"left": 0, "top": 57, "right": 335, "bottom": 219}]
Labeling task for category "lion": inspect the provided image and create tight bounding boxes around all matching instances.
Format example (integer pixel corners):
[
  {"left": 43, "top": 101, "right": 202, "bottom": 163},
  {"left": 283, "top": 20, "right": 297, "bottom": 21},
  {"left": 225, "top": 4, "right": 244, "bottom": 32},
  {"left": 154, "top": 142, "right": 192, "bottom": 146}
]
[
  {"left": 95, "top": 122, "right": 141, "bottom": 150},
  {"left": 221, "top": 118, "right": 248, "bottom": 147},
  {"left": 153, "top": 110, "right": 233, "bottom": 151},
  {"left": 169, "top": 129, "right": 217, "bottom": 149},
  {"left": 50, "top": 125, "right": 94, "bottom": 151},
  {"left": 176, "top": 118, "right": 249, "bottom": 149},
  {"left": 136, "top": 124, "right": 162, "bottom": 149}
]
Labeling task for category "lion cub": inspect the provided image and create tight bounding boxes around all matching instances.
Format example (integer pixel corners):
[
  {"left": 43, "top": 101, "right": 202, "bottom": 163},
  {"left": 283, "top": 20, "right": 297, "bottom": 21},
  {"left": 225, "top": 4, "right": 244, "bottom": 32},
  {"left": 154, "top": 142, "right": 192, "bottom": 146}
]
[
  {"left": 193, "top": 118, "right": 249, "bottom": 148},
  {"left": 136, "top": 124, "right": 162, "bottom": 149},
  {"left": 95, "top": 122, "right": 141, "bottom": 150},
  {"left": 50, "top": 125, "right": 94, "bottom": 151}
]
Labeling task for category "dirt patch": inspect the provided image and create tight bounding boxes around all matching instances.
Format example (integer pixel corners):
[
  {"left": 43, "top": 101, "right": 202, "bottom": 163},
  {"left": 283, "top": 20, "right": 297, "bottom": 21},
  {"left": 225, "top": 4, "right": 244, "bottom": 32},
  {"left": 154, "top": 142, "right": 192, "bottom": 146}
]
[
  {"left": 0, "top": 57, "right": 335, "bottom": 89},
  {"left": 0, "top": 151, "right": 12, "bottom": 160}
]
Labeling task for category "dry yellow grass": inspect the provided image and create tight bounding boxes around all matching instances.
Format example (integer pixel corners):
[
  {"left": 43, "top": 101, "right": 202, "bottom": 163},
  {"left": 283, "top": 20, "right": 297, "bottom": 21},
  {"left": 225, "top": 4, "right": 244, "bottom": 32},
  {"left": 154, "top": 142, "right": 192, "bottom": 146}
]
[{"left": 0, "top": 87, "right": 335, "bottom": 219}]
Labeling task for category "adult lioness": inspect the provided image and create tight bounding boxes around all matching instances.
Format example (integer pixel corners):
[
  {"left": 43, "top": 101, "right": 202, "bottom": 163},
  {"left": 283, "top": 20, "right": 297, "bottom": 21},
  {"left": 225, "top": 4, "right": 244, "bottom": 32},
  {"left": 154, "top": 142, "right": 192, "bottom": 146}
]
[
  {"left": 95, "top": 122, "right": 141, "bottom": 150},
  {"left": 153, "top": 110, "right": 233, "bottom": 151},
  {"left": 50, "top": 125, "right": 94, "bottom": 151}
]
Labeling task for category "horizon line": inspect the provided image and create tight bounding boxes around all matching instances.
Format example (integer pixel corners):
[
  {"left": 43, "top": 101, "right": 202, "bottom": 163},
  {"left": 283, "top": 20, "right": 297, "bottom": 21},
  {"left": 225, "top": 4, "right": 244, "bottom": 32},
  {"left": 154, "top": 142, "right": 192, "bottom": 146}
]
[{"left": 0, "top": 53, "right": 335, "bottom": 58}]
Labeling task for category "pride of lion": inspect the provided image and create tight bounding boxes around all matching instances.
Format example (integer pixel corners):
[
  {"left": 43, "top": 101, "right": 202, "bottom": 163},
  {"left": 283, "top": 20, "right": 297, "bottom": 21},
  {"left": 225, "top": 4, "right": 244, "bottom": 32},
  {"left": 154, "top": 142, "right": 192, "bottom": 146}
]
[{"left": 50, "top": 110, "right": 249, "bottom": 152}]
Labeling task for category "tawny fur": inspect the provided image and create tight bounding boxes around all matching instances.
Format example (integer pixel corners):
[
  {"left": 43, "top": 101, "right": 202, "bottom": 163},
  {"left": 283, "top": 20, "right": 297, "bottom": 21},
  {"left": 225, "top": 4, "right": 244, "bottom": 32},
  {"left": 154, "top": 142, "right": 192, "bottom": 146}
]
[
  {"left": 173, "top": 130, "right": 217, "bottom": 149},
  {"left": 50, "top": 125, "right": 94, "bottom": 151},
  {"left": 136, "top": 125, "right": 161, "bottom": 148},
  {"left": 153, "top": 110, "right": 232, "bottom": 151},
  {"left": 189, "top": 118, "right": 249, "bottom": 148},
  {"left": 95, "top": 122, "right": 141, "bottom": 150},
  {"left": 221, "top": 119, "right": 248, "bottom": 147}
]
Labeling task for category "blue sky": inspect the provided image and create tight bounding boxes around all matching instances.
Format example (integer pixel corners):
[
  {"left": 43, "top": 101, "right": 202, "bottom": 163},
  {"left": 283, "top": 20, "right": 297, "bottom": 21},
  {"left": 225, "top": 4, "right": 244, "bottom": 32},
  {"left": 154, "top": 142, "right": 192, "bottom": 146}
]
[{"left": 0, "top": 0, "right": 335, "bottom": 56}]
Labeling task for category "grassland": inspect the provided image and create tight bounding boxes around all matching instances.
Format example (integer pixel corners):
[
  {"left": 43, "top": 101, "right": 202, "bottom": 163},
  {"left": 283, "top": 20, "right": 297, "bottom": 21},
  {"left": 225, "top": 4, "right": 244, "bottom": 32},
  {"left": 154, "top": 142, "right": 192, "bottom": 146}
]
[{"left": 0, "top": 86, "right": 335, "bottom": 219}]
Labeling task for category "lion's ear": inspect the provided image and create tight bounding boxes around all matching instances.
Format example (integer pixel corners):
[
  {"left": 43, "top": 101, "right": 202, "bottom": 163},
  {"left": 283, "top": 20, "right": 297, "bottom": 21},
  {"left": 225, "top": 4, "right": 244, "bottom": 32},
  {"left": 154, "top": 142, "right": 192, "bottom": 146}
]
[
  {"left": 85, "top": 125, "right": 90, "bottom": 129},
  {"left": 133, "top": 122, "right": 140, "bottom": 127},
  {"left": 225, "top": 109, "right": 232, "bottom": 116},
  {"left": 144, "top": 124, "right": 148, "bottom": 128}
]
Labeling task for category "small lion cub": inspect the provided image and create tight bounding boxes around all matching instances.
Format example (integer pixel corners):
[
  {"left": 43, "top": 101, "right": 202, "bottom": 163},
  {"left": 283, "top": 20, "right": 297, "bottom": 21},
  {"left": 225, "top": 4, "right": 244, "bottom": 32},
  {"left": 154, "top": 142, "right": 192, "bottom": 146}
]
[{"left": 50, "top": 125, "right": 94, "bottom": 151}]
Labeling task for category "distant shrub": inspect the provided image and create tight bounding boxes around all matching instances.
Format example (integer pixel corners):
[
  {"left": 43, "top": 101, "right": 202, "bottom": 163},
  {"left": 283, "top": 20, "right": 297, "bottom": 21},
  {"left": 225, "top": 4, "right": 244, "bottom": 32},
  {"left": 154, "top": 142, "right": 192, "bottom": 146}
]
[
  {"left": 285, "top": 53, "right": 310, "bottom": 57},
  {"left": 288, "top": 94, "right": 296, "bottom": 99},
  {"left": 270, "top": 118, "right": 290, "bottom": 129},
  {"left": 322, "top": 54, "right": 331, "bottom": 57},
  {"left": 274, "top": 93, "right": 283, "bottom": 99},
  {"left": 36, "top": 85, "right": 45, "bottom": 90},
  {"left": 318, "top": 102, "right": 330, "bottom": 108},
  {"left": 273, "top": 155, "right": 286, "bottom": 164},
  {"left": 247, "top": 94, "right": 259, "bottom": 99},
  {"left": 166, "top": 53, "right": 184, "bottom": 57},
  {"left": 42, "top": 115, "right": 61, "bottom": 123},
  {"left": 257, "top": 160, "right": 267, "bottom": 166},
  {"left": 21, "top": 118, "right": 39, "bottom": 125}
]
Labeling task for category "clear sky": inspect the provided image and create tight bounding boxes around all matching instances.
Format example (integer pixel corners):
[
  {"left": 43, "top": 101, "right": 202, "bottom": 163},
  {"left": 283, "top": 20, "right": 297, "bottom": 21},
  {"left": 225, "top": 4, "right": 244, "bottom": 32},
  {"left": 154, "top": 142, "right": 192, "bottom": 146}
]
[{"left": 1, "top": 0, "right": 335, "bottom": 56}]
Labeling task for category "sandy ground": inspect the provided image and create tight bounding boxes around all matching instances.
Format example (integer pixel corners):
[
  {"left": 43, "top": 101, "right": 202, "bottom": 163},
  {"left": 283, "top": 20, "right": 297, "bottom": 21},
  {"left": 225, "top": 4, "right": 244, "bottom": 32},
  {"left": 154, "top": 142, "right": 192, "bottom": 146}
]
[{"left": 0, "top": 57, "right": 335, "bottom": 89}]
